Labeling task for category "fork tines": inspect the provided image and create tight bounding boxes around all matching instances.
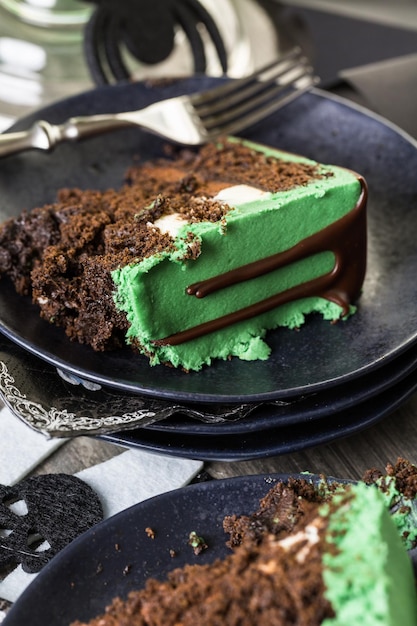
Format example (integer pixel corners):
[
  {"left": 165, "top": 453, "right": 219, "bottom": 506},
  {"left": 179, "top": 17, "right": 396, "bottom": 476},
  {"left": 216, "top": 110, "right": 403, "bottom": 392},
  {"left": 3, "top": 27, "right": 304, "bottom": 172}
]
[{"left": 191, "top": 47, "right": 318, "bottom": 138}]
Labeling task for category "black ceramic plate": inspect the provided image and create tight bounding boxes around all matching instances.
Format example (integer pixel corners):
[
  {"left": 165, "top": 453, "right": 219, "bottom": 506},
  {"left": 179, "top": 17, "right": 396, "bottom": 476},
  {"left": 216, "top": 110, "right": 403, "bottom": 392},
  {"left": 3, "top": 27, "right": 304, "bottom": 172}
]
[
  {"left": 147, "top": 342, "right": 417, "bottom": 434},
  {"left": 3, "top": 473, "right": 349, "bottom": 626},
  {"left": 0, "top": 331, "right": 416, "bottom": 441},
  {"left": 1, "top": 78, "right": 417, "bottom": 402},
  {"left": 103, "top": 368, "right": 417, "bottom": 460}
]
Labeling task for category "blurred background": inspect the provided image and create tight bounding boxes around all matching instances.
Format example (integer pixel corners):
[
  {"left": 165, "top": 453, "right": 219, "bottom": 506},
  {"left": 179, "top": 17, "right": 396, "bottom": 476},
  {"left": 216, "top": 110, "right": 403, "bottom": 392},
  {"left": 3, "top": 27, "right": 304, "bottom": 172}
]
[{"left": 0, "top": 0, "right": 417, "bottom": 131}]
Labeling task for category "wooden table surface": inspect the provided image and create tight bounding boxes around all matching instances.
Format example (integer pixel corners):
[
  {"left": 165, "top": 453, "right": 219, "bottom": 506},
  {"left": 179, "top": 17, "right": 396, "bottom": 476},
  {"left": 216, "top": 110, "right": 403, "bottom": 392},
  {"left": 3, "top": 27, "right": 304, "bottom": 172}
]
[{"left": 24, "top": 388, "right": 417, "bottom": 483}]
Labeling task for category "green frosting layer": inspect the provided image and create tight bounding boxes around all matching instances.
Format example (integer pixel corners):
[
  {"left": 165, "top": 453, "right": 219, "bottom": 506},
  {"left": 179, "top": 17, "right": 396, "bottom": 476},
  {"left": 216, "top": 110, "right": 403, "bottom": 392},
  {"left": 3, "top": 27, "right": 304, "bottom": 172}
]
[
  {"left": 112, "top": 140, "right": 363, "bottom": 370},
  {"left": 322, "top": 483, "right": 417, "bottom": 626}
]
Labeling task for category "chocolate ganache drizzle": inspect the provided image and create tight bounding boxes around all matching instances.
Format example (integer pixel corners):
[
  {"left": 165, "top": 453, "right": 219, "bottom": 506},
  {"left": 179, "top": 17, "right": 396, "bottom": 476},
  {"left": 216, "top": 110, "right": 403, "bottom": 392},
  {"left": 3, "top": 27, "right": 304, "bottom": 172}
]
[{"left": 154, "top": 177, "right": 367, "bottom": 347}]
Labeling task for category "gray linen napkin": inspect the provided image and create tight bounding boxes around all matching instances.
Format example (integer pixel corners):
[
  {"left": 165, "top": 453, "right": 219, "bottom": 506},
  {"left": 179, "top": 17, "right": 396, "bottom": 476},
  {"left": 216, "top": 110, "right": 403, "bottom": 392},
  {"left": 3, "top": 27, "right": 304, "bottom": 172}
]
[{"left": 0, "top": 406, "right": 203, "bottom": 607}]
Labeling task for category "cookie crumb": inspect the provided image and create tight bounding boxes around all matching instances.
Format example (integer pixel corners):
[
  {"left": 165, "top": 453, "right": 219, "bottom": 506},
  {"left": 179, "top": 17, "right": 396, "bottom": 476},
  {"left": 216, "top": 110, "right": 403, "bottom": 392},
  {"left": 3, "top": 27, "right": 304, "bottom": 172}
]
[
  {"left": 188, "top": 531, "right": 208, "bottom": 555},
  {"left": 123, "top": 564, "right": 132, "bottom": 576}
]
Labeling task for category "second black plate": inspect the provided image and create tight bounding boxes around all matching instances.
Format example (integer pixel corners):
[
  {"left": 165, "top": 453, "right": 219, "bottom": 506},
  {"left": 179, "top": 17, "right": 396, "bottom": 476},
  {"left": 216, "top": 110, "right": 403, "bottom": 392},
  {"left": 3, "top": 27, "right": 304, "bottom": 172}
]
[{"left": 2, "top": 473, "right": 349, "bottom": 626}]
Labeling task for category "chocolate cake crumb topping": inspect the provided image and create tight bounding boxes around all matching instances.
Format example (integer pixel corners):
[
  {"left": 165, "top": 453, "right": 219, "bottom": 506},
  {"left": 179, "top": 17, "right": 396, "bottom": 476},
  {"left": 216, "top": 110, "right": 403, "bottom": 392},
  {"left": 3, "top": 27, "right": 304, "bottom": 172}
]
[
  {"left": 223, "top": 477, "right": 336, "bottom": 549},
  {"left": 128, "top": 139, "right": 330, "bottom": 194},
  {"left": 363, "top": 457, "right": 417, "bottom": 500}
]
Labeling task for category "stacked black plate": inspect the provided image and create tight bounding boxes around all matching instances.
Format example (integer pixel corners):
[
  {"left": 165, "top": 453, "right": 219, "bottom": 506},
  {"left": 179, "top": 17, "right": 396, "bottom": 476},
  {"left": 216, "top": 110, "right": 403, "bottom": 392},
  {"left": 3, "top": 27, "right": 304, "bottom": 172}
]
[{"left": 1, "top": 78, "right": 417, "bottom": 460}]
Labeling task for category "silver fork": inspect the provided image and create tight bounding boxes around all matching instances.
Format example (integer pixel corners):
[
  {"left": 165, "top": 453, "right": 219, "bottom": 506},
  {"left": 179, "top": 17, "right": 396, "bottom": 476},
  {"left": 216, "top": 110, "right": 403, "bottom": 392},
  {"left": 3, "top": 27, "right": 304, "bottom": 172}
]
[{"left": 0, "top": 47, "right": 317, "bottom": 158}]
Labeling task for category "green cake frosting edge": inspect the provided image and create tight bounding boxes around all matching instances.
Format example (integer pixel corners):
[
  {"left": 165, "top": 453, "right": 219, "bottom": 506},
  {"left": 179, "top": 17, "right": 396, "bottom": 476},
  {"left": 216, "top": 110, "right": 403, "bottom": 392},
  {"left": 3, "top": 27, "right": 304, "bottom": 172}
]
[{"left": 322, "top": 483, "right": 417, "bottom": 626}]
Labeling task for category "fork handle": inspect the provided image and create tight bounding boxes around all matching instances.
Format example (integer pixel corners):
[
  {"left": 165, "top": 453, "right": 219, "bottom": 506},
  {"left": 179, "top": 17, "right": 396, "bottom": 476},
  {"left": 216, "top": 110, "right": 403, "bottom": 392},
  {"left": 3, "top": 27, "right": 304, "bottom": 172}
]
[
  {"left": 0, "top": 115, "right": 134, "bottom": 159},
  {"left": 0, "top": 125, "right": 48, "bottom": 158}
]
